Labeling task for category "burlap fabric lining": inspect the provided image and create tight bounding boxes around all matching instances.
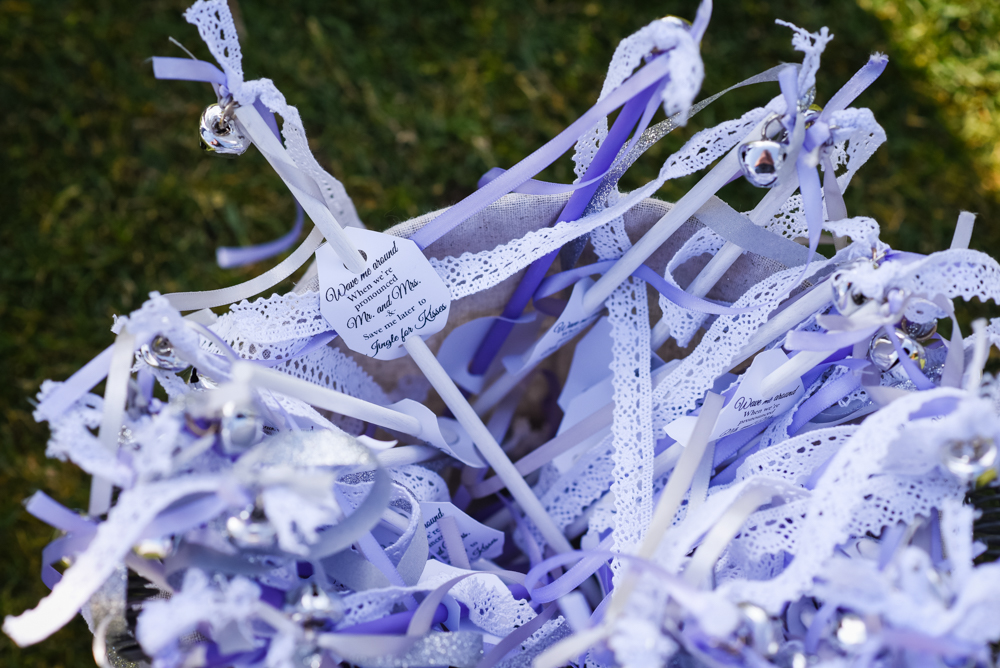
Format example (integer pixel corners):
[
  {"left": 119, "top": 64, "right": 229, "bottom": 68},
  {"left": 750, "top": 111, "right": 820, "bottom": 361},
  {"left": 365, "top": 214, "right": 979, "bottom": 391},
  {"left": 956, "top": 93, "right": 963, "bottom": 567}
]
[{"left": 294, "top": 193, "right": 789, "bottom": 417}]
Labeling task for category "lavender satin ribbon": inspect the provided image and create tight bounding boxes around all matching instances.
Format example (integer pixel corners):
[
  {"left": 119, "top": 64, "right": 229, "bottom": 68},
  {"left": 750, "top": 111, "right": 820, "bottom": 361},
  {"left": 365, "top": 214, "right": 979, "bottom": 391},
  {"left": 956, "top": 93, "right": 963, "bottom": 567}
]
[
  {"left": 780, "top": 55, "right": 887, "bottom": 285},
  {"left": 151, "top": 57, "right": 307, "bottom": 268},
  {"left": 786, "top": 367, "right": 862, "bottom": 436},
  {"left": 35, "top": 344, "right": 115, "bottom": 422},
  {"left": 533, "top": 259, "right": 754, "bottom": 316},
  {"left": 26, "top": 490, "right": 235, "bottom": 588},
  {"left": 786, "top": 325, "right": 880, "bottom": 352},
  {"left": 407, "top": 54, "right": 675, "bottom": 250},
  {"left": 523, "top": 547, "right": 689, "bottom": 609}
]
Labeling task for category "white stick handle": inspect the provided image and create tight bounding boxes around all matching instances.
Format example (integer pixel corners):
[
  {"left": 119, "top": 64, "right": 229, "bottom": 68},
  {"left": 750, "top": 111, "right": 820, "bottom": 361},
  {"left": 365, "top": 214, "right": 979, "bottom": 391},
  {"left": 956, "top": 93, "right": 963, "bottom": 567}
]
[
  {"left": 472, "top": 360, "right": 536, "bottom": 417},
  {"left": 235, "top": 105, "right": 366, "bottom": 274},
  {"left": 651, "top": 171, "right": 802, "bottom": 343},
  {"left": 682, "top": 484, "right": 776, "bottom": 587},
  {"left": 403, "top": 336, "right": 574, "bottom": 553},
  {"left": 759, "top": 349, "right": 834, "bottom": 397},
  {"left": 600, "top": 392, "right": 724, "bottom": 628},
  {"left": 581, "top": 151, "right": 740, "bottom": 316},
  {"left": 730, "top": 287, "right": 834, "bottom": 370},
  {"left": 233, "top": 362, "right": 423, "bottom": 436},
  {"left": 581, "top": 111, "right": 779, "bottom": 317},
  {"left": 375, "top": 444, "right": 440, "bottom": 468}
]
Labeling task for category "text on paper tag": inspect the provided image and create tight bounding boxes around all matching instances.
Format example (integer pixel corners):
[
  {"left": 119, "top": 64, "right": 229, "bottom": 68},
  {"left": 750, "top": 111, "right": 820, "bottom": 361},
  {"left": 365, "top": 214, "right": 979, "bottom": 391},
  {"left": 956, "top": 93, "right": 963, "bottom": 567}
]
[{"left": 317, "top": 229, "right": 452, "bottom": 360}]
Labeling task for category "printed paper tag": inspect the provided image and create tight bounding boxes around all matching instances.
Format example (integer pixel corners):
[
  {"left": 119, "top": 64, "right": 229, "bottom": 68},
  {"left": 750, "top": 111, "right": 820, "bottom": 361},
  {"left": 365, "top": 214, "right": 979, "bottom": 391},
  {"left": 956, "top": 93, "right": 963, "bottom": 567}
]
[
  {"left": 504, "top": 277, "right": 600, "bottom": 373},
  {"left": 317, "top": 229, "right": 451, "bottom": 360},
  {"left": 421, "top": 502, "right": 504, "bottom": 565},
  {"left": 665, "top": 349, "right": 805, "bottom": 444}
]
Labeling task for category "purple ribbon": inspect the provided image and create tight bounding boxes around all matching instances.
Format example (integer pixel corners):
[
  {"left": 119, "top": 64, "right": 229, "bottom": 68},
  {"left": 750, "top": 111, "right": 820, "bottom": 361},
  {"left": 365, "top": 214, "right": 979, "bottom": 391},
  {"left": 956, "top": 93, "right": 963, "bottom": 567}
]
[
  {"left": 787, "top": 365, "right": 863, "bottom": 436},
  {"left": 882, "top": 323, "right": 935, "bottom": 391},
  {"left": 467, "top": 69, "right": 668, "bottom": 375},
  {"left": 524, "top": 535, "right": 615, "bottom": 604},
  {"left": 335, "top": 604, "right": 449, "bottom": 635},
  {"left": 151, "top": 57, "right": 307, "bottom": 268}
]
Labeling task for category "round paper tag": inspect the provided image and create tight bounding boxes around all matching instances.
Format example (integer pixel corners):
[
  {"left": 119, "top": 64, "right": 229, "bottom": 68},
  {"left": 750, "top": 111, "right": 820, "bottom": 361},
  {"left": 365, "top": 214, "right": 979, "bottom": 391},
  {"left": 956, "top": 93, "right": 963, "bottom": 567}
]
[{"left": 316, "top": 229, "right": 452, "bottom": 360}]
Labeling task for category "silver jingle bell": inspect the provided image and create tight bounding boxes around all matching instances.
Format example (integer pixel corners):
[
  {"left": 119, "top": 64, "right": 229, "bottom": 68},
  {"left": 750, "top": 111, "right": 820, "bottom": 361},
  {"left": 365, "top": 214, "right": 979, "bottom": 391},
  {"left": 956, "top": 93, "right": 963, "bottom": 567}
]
[
  {"left": 290, "top": 582, "right": 343, "bottom": 625},
  {"left": 868, "top": 329, "right": 926, "bottom": 372},
  {"left": 737, "top": 602, "right": 780, "bottom": 657},
  {"left": 226, "top": 504, "right": 277, "bottom": 548},
  {"left": 797, "top": 88, "right": 818, "bottom": 115},
  {"left": 296, "top": 649, "right": 326, "bottom": 668},
  {"left": 199, "top": 102, "right": 249, "bottom": 157},
  {"left": 140, "top": 335, "right": 189, "bottom": 371},
  {"left": 942, "top": 437, "right": 998, "bottom": 480},
  {"left": 738, "top": 139, "right": 786, "bottom": 188},
  {"left": 771, "top": 641, "right": 808, "bottom": 668},
  {"left": 189, "top": 367, "right": 219, "bottom": 390},
  {"left": 220, "top": 401, "right": 263, "bottom": 455},
  {"left": 133, "top": 536, "right": 175, "bottom": 560},
  {"left": 901, "top": 317, "right": 938, "bottom": 342},
  {"left": 831, "top": 279, "right": 869, "bottom": 316},
  {"left": 832, "top": 612, "right": 868, "bottom": 649},
  {"left": 659, "top": 15, "right": 691, "bottom": 29}
]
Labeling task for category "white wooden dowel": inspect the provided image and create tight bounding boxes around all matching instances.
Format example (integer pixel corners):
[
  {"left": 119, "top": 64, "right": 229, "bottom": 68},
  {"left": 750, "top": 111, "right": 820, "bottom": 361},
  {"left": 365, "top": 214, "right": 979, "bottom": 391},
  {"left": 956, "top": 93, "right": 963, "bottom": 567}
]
[
  {"left": 403, "top": 336, "right": 574, "bottom": 553},
  {"left": 472, "top": 360, "right": 537, "bottom": 417},
  {"left": 581, "top": 151, "right": 741, "bottom": 316},
  {"left": 581, "top": 113, "right": 777, "bottom": 317},
  {"left": 650, "top": 171, "right": 802, "bottom": 343},
  {"left": 650, "top": 318, "right": 672, "bottom": 350},
  {"left": 686, "top": 174, "right": 801, "bottom": 297},
  {"left": 375, "top": 445, "right": 440, "bottom": 469},
  {"left": 233, "top": 362, "right": 423, "bottom": 436},
  {"left": 235, "top": 105, "right": 366, "bottom": 274},
  {"left": 759, "top": 349, "right": 834, "bottom": 397},
  {"left": 730, "top": 287, "right": 834, "bottom": 370}
]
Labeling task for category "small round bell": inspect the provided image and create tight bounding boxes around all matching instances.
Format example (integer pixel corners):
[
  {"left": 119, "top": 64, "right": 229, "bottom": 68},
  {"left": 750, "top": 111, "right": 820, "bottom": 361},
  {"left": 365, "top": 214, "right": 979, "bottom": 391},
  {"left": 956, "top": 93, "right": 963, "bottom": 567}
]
[
  {"left": 659, "top": 15, "right": 691, "bottom": 28},
  {"left": 738, "top": 139, "right": 786, "bottom": 188},
  {"left": 140, "top": 335, "right": 189, "bottom": 371},
  {"left": 738, "top": 602, "right": 780, "bottom": 656},
  {"left": 226, "top": 504, "right": 276, "bottom": 548},
  {"left": 771, "top": 641, "right": 807, "bottom": 668},
  {"left": 289, "top": 583, "right": 342, "bottom": 625},
  {"left": 133, "top": 536, "right": 174, "bottom": 560},
  {"left": 220, "top": 401, "right": 263, "bottom": 455},
  {"left": 868, "top": 330, "right": 926, "bottom": 372},
  {"left": 901, "top": 317, "right": 937, "bottom": 342},
  {"left": 199, "top": 102, "right": 249, "bottom": 157},
  {"left": 296, "top": 649, "right": 325, "bottom": 668},
  {"left": 831, "top": 279, "right": 868, "bottom": 316},
  {"left": 802, "top": 103, "right": 823, "bottom": 127},
  {"left": 942, "top": 437, "right": 997, "bottom": 480},
  {"left": 797, "top": 88, "right": 817, "bottom": 115},
  {"left": 189, "top": 367, "right": 219, "bottom": 390},
  {"left": 832, "top": 612, "right": 868, "bottom": 648}
]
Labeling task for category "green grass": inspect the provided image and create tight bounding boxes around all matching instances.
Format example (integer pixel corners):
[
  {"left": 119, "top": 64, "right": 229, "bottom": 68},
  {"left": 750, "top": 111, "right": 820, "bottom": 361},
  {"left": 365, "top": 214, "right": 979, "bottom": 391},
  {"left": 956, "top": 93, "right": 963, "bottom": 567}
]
[{"left": 2, "top": 1, "right": 998, "bottom": 665}]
